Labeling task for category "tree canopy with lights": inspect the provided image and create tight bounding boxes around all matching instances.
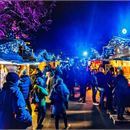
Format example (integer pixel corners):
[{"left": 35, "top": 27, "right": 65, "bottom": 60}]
[{"left": 0, "top": 0, "right": 56, "bottom": 40}]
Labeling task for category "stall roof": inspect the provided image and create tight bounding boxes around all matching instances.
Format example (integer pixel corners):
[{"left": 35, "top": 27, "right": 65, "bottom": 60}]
[
  {"left": 16, "top": 62, "right": 40, "bottom": 65},
  {"left": 0, "top": 58, "right": 40, "bottom": 65},
  {"left": 111, "top": 57, "right": 130, "bottom": 61},
  {"left": 0, "top": 58, "right": 14, "bottom": 64}
]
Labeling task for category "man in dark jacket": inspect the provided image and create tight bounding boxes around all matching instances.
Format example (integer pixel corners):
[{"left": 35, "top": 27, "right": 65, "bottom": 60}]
[
  {"left": 19, "top": 70, "right": 33, "bottom": 114},
  {"left": 96, "top": 67, "right": 106, "bottom": 110},
  {"left": 113, "top": 70, "right": 129, "bottom": 120},
  {"left": 0, "top": 72, "right": 32, "bottom": 129},
  {"left": 105, "top": 67, "right": 115, "bottom": 113},
  {"left": 63, "top": 64, "right": 75, "bottom": 99},
  {"left": 90, "top": 69, "right": 98, "bottom": 104},
  {"left": 49, "top": 78, "right": 70, "bottom": 129},
  {"left": 79, "top": 65, "right": 90, "bottom": 103}
]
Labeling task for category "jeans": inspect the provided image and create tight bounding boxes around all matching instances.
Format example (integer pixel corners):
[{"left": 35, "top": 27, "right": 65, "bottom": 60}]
[
  {"left": 105, "top": 87, "right": 113, "bottom": 111},
  {"left": 117, "top": 106, "right": 125, "bottom": 118},
  {"left": 98, "top": 87, "right": 105, "bottom": 110},
  {"left": 37, "top": 106, "right": 46, "bottom": 126},
  {"left": 80, "top": 85, "right": 87, "bottom": 102},
  {"left": 91, "top": 85, "right": 97, "bottom": 102}
]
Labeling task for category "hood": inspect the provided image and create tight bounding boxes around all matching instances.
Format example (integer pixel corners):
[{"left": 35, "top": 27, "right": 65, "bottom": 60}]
[{"left": 3, "top": 81, "right": 19, "bottom": 93}]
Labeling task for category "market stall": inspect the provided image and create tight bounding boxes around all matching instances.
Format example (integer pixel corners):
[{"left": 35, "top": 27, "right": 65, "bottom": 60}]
[
  {"left": 102, "top": 36, "right": 130, "bottom": 81},
  {"left": 109, "top": 59, "right": 130, "bottom": 85},
  {"left": 89, "top": 60, "right": 103, "bottom": 70},
  {"left": 0, "top": 59, "right": 17, "bottom": 89}
]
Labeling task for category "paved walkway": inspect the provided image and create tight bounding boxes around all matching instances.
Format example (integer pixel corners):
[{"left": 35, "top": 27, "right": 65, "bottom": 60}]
[
  {"left": 27, "top": 89, "right": 130, "bottom": 130},
  {"left": 29, "top": 90, "right": 112, "bottom": 129}
]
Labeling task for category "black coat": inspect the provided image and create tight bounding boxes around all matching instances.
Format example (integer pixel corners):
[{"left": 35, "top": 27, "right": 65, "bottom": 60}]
[
  {"left": 96, "top": 72, "right": 106, "bottom": 88},
  {"left": 113, "top": 74, "right": 130, "bottom": 106}
]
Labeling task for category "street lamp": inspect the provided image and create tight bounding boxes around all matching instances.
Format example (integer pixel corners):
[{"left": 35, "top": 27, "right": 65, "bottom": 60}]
[
  {"left": 122, "top": 28, "right": 127, "bottom": 34},
  {"left": 83, "top": 51, "right": 88, "bottom": 56}
]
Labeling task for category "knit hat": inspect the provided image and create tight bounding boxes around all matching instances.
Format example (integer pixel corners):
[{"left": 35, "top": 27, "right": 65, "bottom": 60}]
[
  {"left": 22, "top": 70, "right": 26, "bottom": 75},
  {"left": 36, "top": 77, "right": 45, "bottom": 87},
  {"left": 56, "top": 78, "right": 63, "bottom": 84},
  {"left": 6, "top": 72, "right": 20, "bottom": 83}
]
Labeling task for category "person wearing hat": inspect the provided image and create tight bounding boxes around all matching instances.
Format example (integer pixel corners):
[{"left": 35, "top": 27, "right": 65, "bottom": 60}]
[{"left": 0, "top": 72, "right": 32, "bottom": 129}]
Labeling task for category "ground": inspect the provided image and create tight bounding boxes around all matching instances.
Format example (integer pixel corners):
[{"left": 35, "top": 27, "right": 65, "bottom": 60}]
[{"left": 27, "top": 88, "right": 130, "bottom": 130}]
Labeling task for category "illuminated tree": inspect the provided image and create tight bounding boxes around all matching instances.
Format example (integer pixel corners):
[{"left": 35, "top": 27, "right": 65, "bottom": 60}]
[{"left": 0, "top": 0, "right": 56, "bottom": 39}]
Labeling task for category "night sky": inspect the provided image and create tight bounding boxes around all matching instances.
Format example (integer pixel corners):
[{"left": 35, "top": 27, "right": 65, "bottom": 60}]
[{"left": 32, "top": 1, "right": 130, "bottom": 57}]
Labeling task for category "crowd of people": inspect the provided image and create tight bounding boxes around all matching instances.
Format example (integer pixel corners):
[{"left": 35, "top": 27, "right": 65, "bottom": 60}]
[{"left": 0, "top": 60, "right": 130, "bottom": 129}]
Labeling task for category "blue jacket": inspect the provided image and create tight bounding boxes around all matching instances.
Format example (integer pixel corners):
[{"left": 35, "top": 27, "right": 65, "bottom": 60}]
[
  {"left": 0, "top": 81, "right": 32, "bottom": 129},
  {"left": 34, "top": 84, "right": 48, "bottom": 106},
  {"left": 19, "top": 75, "right": 32, "bottom": 100},
  {"left": 49, "top": 83, "right": 70, "bottom": 116}
]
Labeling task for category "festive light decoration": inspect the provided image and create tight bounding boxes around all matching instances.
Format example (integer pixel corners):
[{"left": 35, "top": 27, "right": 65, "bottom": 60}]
[
  {"left": 102, "top": 36, "right": 130, "bottom": 59},
  {"left": 89, "top": 48, "right": 101, "bottom": 60},
  {"left": 0, "top": 39, "right": 31, "bottom": 54},
  {"left": 0, "top": 39, "right": 61, "bottom": 63},
  {"left": 37, "top": 49, "right": 53, "bottom": 62},
  {"left": 0, "top": 39, "right": 35, "bottom": 61},
  {"left": 0, "top": 1, "right": 56, "bottom": 39}
]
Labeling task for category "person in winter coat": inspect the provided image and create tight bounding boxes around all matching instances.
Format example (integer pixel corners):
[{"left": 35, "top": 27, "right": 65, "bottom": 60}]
[
  {"left": 90, "top": 69, "right": 98, "bottom": 105},
  {"left": 19, "top": 70, "right": 33, "bottom": 114},
  {"left": 78, "top": 65, "right": 90, "bottom": 103},
  {"left": 96, "top": 67, "right": 107, "bottom": 110},
  {"left": 68, "top": 67, "right": 75, "bottom": 99},
  {"left": 105, "top": 67, "right": 115, "bottom": 113},
  {"left": 36, "top": 68, "right": 43, "bottom": 78},
  {"left": 64, "top": 65, "right": 75, "bottom": 99},
  {"left": 46, "top": 71, "right": 60, "bottom": 118},
  {"left": 0, "top": 72, "right": 32, "bottom": 129},
  {"left": 49, "top": 78, "right": 70, "bottom": 129},
  {"left": 113, "top": 70, "right": 129, "bottom": 120},
  {"left": 46, "top": 70, "right": 56, "bottom": 93},
  {"left": 54, "top": 64, "right": 63, "bottom": 78},
  {"left": 33, "top": 77, "right": 48, "bottom": 129}
]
